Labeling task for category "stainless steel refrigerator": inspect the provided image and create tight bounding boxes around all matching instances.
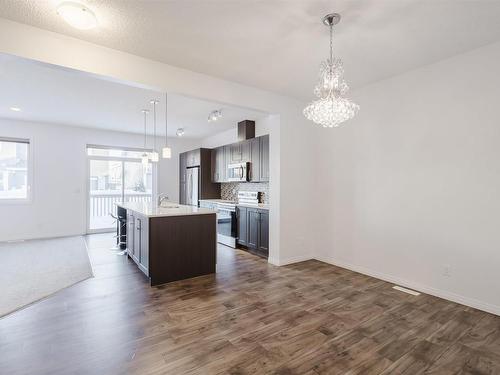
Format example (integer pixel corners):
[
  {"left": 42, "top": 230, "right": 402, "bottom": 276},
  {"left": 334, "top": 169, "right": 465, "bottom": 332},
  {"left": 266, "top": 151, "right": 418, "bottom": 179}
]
[{"left": 185, "top": 166, "right": 199, "bottom": 206}]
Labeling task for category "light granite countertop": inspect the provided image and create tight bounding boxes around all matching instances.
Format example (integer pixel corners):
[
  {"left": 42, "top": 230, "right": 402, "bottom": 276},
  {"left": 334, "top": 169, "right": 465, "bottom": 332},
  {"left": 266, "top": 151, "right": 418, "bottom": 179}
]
[
  {"left": 115, "top": 202, "right": 217, "bottom": 218},
  {"left": 199, "top": 199, "right": 269, "bottom": 210},
  {"left": 236, "top": 203, "right": 270, "bottom": 210}
]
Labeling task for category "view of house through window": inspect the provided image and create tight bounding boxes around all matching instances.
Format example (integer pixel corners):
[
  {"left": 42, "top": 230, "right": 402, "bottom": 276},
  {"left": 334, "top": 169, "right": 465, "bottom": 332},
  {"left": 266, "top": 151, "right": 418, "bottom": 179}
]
[
  {"left": 87, "top": 146, "right": 153, "bottom": 232},
  {"left": 0, "top": 138, "right": 30, "bottom": 201}
]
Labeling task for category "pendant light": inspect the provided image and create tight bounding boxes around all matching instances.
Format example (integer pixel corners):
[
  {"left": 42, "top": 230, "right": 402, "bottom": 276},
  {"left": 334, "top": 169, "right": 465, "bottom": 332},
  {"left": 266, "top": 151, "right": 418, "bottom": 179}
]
[
  {"left": 162, "top": 92, "right": 172, "bottom": 159},
  {"left": 141, "top": 109, "right": 149, "bottom": 167},
  {"left": 150, "top": 99, "right": 160, "bottom": 162},
  {"left": 303, "top": 13, "right": 359, "bottom": 127}
]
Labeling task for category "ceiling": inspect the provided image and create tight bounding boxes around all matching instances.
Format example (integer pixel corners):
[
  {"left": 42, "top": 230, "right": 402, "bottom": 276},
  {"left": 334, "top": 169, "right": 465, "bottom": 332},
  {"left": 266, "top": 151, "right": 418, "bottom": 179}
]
[
  {"left": 0, "top": 53, "right": 267, "bottom": 138},
  {"left": 1, "top": 1, "right": 500, "bottom": 100}
]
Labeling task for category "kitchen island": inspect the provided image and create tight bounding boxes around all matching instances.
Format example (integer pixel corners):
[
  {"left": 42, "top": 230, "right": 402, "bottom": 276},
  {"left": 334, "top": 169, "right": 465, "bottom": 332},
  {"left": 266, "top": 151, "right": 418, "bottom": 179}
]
[{"left": 116, "top": 202, "right": 217, "bottom": 286}]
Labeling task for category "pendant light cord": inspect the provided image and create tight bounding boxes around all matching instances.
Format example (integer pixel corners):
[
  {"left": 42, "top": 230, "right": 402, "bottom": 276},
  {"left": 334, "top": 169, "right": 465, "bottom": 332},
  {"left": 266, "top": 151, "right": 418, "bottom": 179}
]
[
  {"left": 165, "top": 92, "right": 168, "bottom": 146},
  {"left": 153, "top": 101, "right": 156, "bottom": 151},
  {"left": 143, "top": 111, "right": 147, "bottom": 150}
]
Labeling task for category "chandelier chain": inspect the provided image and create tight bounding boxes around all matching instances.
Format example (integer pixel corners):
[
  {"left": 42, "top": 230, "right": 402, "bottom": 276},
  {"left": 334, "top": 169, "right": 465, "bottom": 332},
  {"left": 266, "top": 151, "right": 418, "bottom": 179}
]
[{"left": 329, "top": 23, "right": 333, "bottom": 64}]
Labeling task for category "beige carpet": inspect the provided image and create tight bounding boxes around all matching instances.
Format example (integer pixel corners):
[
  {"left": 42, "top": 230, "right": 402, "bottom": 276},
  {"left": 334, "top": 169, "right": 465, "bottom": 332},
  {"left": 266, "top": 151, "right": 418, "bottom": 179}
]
[{"left": 0, "top": 236, "right": 93, "bottom": 318}]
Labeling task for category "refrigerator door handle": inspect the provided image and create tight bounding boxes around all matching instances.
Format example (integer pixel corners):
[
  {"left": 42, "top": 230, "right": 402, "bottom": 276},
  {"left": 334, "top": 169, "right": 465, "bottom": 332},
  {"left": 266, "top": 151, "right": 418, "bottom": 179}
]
[{"left": 186, "top": 169, "right": 191, "bottom": 205}]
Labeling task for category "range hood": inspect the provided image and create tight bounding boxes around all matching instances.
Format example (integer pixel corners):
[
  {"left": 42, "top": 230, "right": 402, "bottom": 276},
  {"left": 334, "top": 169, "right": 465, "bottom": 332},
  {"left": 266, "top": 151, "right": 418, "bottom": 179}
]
[{"left": 237, "top": 120, "right": 255, "bottom": 141}]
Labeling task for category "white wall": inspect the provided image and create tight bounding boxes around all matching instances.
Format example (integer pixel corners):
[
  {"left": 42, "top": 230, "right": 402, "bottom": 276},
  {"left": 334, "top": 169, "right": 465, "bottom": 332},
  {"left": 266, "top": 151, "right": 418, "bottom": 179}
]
[
  {"left": 0, "top": 19, "right": 318, "bottom": 265},
  {"left": 316, "top": 41, "right": 500, "bottom": 315},
  {"left": 0, "top": 118, "right": 199, "bottom": 241}
]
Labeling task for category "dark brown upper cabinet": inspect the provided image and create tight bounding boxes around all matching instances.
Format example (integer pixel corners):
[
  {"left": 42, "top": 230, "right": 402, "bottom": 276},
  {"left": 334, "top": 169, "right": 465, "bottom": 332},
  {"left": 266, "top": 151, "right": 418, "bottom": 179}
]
[
  {"left": 259, "top": 135, "right": 269, "bottom": 182},
  {"left": 210, "top": 134, "right": 269, "bottom": 183},
  {"left": 186, "top": 149, "right": 201, "bottom": 168},
  {"left": 211, "top": 146, "right": 225, "bottom": 183},
  {"left": 249, "top": 137, "right": 260, "bottom": 182},
  {"left": 227, "top": 141, "right": 250, "bottom": 164}
]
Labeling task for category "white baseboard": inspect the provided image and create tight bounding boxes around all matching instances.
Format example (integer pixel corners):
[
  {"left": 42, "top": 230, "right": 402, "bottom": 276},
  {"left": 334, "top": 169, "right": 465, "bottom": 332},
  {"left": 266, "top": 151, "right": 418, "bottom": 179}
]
[
  {"left": 268, "top": 254, "right": 313, "bottom": 266},
  {"left": 315, "top": 254, "right": 500, "bottom": 317},
  {"left": 0, "top": 232, "right": 86, "bottom": 243}
]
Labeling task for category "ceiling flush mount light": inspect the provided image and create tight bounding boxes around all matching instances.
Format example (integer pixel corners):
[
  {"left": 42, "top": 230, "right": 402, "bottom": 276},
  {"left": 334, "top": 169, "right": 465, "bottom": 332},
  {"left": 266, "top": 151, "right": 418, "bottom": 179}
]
[
  {"left": 9, "top": 107, "right": 21, "bottom": 112},
  {"left": 208, "top": 109, "right": 222, "bottom": 123},
  {"left": 303, "top": 13, "right": 359, "bottom": 128},
  {"left": 162, "top": 93, "right": 172, "bottom": 159},
  {"left": 57, "top": 2, "right": 98, "bottom": 30},
  {"left": 176, "top": 128, "right": 185, "bottom": 137}
]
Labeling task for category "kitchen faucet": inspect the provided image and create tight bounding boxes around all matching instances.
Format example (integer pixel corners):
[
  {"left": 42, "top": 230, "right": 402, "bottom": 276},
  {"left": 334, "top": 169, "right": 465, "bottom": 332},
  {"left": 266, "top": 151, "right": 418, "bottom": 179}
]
[{"left": 157, "top": 193, "right": 169, "bottom": 206}]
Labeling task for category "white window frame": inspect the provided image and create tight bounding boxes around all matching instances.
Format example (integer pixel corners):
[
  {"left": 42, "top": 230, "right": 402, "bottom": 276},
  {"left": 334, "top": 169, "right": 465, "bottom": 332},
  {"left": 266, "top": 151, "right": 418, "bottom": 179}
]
[{"left": 0, "top": 136, "right": 33, "bottom": 205}]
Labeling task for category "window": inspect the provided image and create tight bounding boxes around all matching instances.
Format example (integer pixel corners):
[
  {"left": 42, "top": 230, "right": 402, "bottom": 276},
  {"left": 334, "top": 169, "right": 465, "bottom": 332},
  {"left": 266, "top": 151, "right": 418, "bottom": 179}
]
[
  {"left": 86, "top": 145, "right": 154, "bottom": 232},
  {"left": 0, "top": 138, "right": 31, "bottom": 202}
]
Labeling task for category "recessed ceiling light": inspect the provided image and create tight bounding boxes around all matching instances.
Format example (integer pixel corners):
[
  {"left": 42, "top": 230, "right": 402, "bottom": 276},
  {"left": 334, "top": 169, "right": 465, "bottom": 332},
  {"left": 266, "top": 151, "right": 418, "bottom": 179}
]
[
  {"left": 9, "top": 107, "right": 21, "bottom": 112},
  {"left": 57, "top": 2, "right": 98, "bottom": 30},
  {"left": 176, "top": 128, "right": 185, "bottom": 137}
]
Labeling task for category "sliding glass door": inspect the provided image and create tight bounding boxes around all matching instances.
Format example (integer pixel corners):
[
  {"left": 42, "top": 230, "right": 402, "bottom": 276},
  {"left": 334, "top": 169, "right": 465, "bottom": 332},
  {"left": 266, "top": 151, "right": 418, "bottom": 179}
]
[{"left": 87, "top": 146, "right": 153, "bottom": 233}]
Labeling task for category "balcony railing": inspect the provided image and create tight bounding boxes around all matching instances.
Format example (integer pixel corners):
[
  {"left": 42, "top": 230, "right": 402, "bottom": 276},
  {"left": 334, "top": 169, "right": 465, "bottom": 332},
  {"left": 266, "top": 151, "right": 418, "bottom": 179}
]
[{"left": 89, "top": 192, "right": 151, "bottom": 230}]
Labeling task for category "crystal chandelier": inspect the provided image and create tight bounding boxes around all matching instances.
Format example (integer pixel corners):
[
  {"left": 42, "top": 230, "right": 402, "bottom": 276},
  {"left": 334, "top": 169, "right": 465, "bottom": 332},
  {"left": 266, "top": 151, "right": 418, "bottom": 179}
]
[{"left": 303, "top": 13, "right": 359, "bottom": 128}]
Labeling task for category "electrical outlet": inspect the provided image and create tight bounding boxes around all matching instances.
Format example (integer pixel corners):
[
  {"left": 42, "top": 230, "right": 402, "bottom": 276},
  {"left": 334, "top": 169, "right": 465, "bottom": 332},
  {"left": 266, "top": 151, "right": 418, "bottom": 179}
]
[{"left": 443, "top": 265, "right": 451, "bottom": 277}]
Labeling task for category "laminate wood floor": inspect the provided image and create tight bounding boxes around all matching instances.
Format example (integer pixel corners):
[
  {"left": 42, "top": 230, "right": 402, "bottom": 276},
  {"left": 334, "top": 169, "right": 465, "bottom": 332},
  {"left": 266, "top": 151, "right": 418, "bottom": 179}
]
[{"left": 1, "top": 234, "right": 500, "bottom": 375}]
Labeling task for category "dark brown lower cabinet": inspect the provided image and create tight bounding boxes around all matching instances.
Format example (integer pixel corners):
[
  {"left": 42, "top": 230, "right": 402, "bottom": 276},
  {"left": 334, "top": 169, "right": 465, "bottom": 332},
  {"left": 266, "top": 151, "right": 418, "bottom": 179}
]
[
  {"left": 236, "top": 206, "right": 248, "bottom": 247},
  {"left": 258, "top": 210, "right": 269, "bottom": 254},
  {"left": 247, "top": 209, "right": 260, "bottom": 249},
  {"left": 237, "top": 206, "right": 269, "bottom": 258},
  {"left": 130, "top": 213, "right": 149, "bottom": 276}
]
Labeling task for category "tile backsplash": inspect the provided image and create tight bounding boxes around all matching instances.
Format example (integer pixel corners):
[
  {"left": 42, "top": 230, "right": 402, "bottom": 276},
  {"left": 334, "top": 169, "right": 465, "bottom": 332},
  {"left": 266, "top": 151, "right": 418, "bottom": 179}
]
[{"left": 221, "top": 182, "right": 270, "bottom": 204}]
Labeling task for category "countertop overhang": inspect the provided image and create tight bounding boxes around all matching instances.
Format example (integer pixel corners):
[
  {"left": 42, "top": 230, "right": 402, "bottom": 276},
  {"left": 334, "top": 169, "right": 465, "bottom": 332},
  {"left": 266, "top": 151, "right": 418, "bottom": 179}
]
[{"left": 115, "top": 202, "right": 217, "bottom": 218}]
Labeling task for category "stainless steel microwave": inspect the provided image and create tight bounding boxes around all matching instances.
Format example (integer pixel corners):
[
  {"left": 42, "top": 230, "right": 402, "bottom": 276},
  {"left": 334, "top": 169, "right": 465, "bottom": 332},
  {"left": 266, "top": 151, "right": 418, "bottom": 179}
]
[{"left": 227, "top": 162, "right": 249, "bottom": 182}]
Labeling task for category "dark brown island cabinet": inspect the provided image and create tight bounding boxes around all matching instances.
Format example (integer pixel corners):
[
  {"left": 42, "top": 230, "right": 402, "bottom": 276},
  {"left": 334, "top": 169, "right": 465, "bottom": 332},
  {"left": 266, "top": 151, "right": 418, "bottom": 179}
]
[
  {"left": 116, "top": 202, "right": 217, "bottom": 286},
  {"left": 236, "top": 206, "right": 269, "bottom": 258}
]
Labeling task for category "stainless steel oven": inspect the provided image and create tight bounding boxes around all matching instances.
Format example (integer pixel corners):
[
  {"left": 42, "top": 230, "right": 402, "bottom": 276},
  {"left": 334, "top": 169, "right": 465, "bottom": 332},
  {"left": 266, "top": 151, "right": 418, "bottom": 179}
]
[
  {"left": 217, "top": 202, "right": 237, "bottom": 248},
  {"left": 227, "top": 162, "right": 250, "bottom": 182}
]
